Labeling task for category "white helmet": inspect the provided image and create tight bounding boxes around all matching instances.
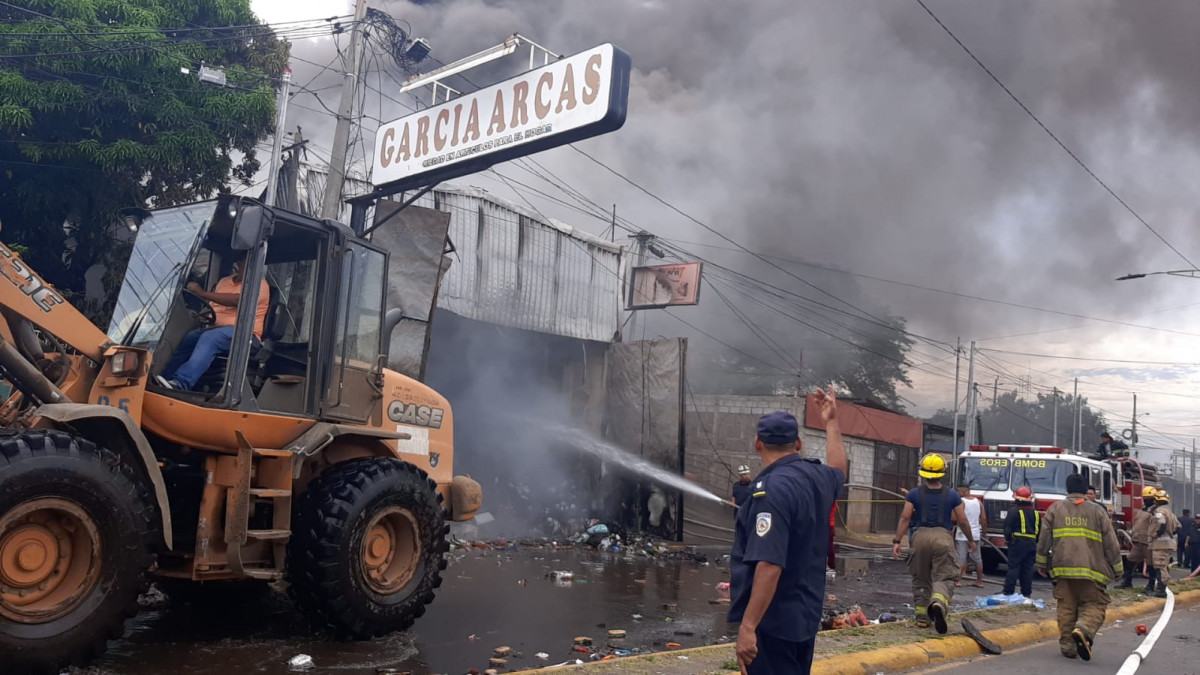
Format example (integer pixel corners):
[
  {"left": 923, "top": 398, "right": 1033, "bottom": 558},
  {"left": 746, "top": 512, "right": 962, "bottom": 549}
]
[{"left": 737, "top": 465, "right": 751, "bottom": 475}]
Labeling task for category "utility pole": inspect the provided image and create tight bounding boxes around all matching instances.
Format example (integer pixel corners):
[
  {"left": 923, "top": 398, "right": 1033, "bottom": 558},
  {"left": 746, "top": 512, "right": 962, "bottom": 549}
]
[
  {"left": 1191, "top": 438, "right": 1196, "bottom": 514},
  {"left": 952, "top": 338, "right": 961, "bottom": 462},
  {"left": 1075, "top": 374, "right": 1084, "bottom": 449},
  {"left": 625, "top": 232, "right": 652, "bottom": 339},
  {"left": 263, "top": 68, "right": 292, "bottom": 207},
  {"left": 1052, "top": 387, "right": 1058, "bottom": 447},
  {"left": 1131, "top": 393, "right": 1138, "bottom": 448},
  {"left": 993, "top": 376, "right": 999, "bottom": 408},
  {"left": 964, "top": 341, "right": 977, "bottom": 448},
  {"left": 321, "top": 0, "right": 369, "bottom": 220}
]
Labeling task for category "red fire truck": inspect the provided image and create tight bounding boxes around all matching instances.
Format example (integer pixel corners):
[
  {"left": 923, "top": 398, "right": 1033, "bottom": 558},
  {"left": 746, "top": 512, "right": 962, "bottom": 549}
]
[{"left": 955, "top": 445, "right": 1161, "bottom": 572}]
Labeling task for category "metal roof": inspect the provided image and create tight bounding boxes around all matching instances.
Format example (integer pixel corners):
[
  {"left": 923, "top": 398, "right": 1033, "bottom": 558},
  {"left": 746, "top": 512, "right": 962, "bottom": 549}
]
[{"left": 412, "top": 185, "right": 625, "bottom": 342}]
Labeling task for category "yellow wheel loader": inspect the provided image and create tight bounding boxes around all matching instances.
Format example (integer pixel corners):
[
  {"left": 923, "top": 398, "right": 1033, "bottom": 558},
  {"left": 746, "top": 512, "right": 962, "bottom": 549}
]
[{"left": 0, "top": 197, "right": 482, "bottom": 673}]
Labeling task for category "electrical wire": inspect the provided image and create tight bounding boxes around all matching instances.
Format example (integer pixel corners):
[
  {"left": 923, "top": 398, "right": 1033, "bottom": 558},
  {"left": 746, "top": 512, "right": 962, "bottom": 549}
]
[{"left": 914, "top": 0, "right": 1197, "bottom": 269}]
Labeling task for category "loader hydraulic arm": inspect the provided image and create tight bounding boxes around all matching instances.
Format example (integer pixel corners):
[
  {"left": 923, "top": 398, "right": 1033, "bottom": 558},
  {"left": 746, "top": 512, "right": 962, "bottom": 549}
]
[{"left": 0, "top": 241, "right": 110, "bottom": 363}]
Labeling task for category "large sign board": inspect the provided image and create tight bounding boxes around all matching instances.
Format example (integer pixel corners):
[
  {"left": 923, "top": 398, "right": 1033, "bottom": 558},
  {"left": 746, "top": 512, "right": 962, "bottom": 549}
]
[
  {"left": 372, "top": 43, "right": 631, "bottom": 193},
  {"left": 628, "top": 262, "right": 702, "bottom": 309}
]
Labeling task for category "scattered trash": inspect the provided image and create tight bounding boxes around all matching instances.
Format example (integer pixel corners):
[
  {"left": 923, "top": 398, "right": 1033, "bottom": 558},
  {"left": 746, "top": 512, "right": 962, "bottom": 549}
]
[
  {"left": 709, "top": 597, "right": 731, "bottom": 604},
  {"left": 572, "top": 645, "right": 591, "bottom": 654},
  {"left": 549, "top": 570, "right": 575, "bottom": 581},
  {"left": 632, "top": 613, "right": 643, "bottom": 620},
  {"left": 535, "top": 652, "right": 550, "bottom": 660},
  {"left": 493, "top": 646, "right": 512, "bottom": 657},
  {"left": 972, "top": 594, "right": 1045, "bottom": 610},
  {"left": 488, "top": 657, "right": 507, "bottom": 668},
  {"left": 716, "top": 581, "right": 731, "bottom": 591},
  {"left": 827, "top": 595, "right": 837, "bottom": 602},
  {"left": 1136, "top": 624, "right": 1149, "bottom": 636},
  {"left": 677, "top": 655, "right": 690, "bottom": 660},
  {"left": 820, "top": 605, "right": 870, "bottom": 630},
  {"left": 287, "top": 654, "right": 314, "bottom": 671},
  {"left": 878, "top": 613, "right": 899, "bottom": 623},
  {"left": 608, "top": 629, "right": 626, "bottom": 639},
  {"left": 665, "top": 642, "right": 682, "bottom": 649},
  {"left": 613, "top": 649, "right": 632, "bottom": 657},
  {"left": 574, "top": 636, "right": 594, "bottom": 646},
  {"left": 468, "top": 634, "right": 478, "bottom": 641},
  {"left": 662, "top": 602, "right": 678, "bottom": 611},
  {"left": 962, "top": 618, "right": 1002, "bottom": 655}
]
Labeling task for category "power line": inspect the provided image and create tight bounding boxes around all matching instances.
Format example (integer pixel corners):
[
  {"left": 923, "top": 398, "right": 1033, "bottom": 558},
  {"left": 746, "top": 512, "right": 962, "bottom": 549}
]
[
  {"left": 981, "top": 347, "right": 1200, "bottom": 367},
  {"left": 915, "top": 0, "right": 1197, "bottom": 268}
]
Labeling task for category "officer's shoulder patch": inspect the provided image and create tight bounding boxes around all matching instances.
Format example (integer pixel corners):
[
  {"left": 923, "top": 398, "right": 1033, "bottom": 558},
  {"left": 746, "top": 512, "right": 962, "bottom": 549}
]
[{"left": 756, "top": 512, "right": 772, "bottom": 537}]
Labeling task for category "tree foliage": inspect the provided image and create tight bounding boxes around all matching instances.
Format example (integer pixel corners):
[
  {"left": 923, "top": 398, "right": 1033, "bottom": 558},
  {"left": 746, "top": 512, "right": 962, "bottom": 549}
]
[
  {"left": 0, "top": 0, "right": 287, "bottom": 323},
  {"left": 927, "top": 389, "right": 1110, "bottom": 450}
]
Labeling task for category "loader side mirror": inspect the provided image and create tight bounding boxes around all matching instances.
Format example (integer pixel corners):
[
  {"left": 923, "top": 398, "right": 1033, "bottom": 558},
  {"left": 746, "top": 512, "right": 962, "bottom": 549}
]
[{"left": 231, "top": 203, "right": 273, "bottom": 250}]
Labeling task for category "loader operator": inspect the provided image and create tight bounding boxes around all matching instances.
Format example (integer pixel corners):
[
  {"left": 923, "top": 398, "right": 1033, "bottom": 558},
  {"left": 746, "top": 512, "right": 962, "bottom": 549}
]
[
  {"left": 159, "top": 253, "right": 269, "bottom": 391},
  {"left": 1036, "top": 472, "right": 1122, "bottom": 661},
  {"left": 891, "top": 454, "right": 975, "bottom": 634},
  {"left": 1119, "top": 486, "right": 1158, "bottom": 589}
]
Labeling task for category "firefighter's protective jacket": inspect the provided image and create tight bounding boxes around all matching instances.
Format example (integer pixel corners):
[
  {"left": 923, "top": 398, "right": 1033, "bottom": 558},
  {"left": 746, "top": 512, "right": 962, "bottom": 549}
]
[
  {"left": 1036, "top": 493, "right": 1123, "bottom": 584},
  {"left": 1149, "top": 504, "right": 1180, "bottom": 551},
  {"left": 1131, "top": 507, "right": 1156, "bottom": 545}
]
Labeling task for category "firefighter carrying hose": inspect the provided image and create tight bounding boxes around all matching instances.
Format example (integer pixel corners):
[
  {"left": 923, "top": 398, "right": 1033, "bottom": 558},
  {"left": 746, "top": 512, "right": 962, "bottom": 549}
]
[
  {"left": 1002, "top": 486, "right": 1040, "bottom": 597},
  {"left": 891, "top": 454, "right": 975, "bottom": 634},
  {"left": 1036, "top": 472, "right": 1123, "bottom": 661},
  {"left": 1147, "top": 488, "right": 1181, "bottom": 598},
  {"left": 1120, "top": 486, "right": 1158, "bottom": 589}
]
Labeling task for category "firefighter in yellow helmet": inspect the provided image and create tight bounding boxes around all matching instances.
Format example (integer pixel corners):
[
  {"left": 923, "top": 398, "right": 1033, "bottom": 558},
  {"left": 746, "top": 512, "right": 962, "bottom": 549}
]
[
  {"left": 1147, "top": 488, "right": 1180, "bottom": 598},
  {"left": 891, "top": 454, "right": 975, "bottom": 633},
  {"left": 1121, "top": 486, "right": 1160, "bottom": 589},
  {"left": 1036, "top": 472, "right": 1122, "bottom": 661}
]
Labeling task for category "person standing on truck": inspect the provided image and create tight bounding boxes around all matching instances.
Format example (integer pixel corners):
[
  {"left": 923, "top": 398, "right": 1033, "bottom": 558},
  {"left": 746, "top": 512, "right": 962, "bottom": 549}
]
[
  {"left": 1093, "top": 432, "right": 1129, "bottom": 460},
  {"left": 729, "top": 389, "right": 847, "bottom": 675},
  {"left": 732, "top": 465, "right": 754, "bottom": 506},
  {"left": 1036, "top": 472, "right": 1122, "bottom": 661},
  {"left": 1147, "top": 489, "right": 1180, "bottom": 598},
  {"left": 1119, "top": 486, "right": 1158, "bottom": 589},
  {"left": 891, "top": 454, "right": 975, "bottom": 634},
  {"left": 954, "top": 485, "right": 987, "bottom": 588},
  {"left": 1002, "top": 486, "right": 1040, "bottom": 597}
]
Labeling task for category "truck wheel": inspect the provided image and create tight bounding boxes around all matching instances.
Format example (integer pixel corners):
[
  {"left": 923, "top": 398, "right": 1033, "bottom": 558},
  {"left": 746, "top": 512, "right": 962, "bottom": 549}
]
[
  {"left": 288, "top": 458, "right": 447, "bottom": 638},
  {"left": 0, "top": 430, "right": 156, "bottom": 673}
]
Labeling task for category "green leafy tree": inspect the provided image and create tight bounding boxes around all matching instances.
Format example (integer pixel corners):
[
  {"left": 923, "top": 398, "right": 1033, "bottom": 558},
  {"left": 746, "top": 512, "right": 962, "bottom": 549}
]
[{"left": 0, "top": 0, "right": 287, "bottom": 324}]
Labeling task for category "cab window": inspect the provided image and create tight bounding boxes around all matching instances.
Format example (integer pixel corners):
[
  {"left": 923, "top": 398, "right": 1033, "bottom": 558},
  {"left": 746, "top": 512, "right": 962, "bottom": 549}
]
[{"left": 961, "top": 457, "right": 1010, "bottom": 491}]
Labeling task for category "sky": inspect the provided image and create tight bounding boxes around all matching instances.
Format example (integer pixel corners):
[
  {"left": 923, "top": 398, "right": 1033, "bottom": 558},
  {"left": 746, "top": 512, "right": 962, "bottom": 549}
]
[{"left": 250, "top": 0, "right": 1200, "bottom": 455}]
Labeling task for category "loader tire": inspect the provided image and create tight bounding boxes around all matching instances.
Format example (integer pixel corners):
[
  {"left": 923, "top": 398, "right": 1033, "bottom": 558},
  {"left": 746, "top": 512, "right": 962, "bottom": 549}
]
[
  {"left": 288, "top": 458, "right": 447, "bottom": 638},
  {"left": 0, "top": 430, "right": 156, "bottom": 674}
]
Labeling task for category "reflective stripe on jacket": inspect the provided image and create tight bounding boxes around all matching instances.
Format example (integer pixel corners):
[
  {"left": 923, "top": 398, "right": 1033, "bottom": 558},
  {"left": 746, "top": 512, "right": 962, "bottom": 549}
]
[{"left": 1036, "top": 494, "right": 1123, "bottom": 583}]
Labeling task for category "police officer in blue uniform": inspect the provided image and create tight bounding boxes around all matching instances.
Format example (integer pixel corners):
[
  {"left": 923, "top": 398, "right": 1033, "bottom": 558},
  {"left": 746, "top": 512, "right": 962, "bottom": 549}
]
[{"left": 728, "top": 388, "right": 848, "bottom": 674}]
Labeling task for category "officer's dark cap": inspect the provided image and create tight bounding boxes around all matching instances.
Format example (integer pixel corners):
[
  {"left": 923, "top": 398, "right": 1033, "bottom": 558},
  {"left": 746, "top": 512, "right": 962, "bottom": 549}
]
[{"left": 757, "top": 411, "right": 799, "bottom": 446}]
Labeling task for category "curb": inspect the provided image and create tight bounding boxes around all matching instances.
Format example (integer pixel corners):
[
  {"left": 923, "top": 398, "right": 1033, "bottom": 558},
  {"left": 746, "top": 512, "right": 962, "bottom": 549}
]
[{"left": 532, "top": 589, "right": 1200, "bottom": 674}]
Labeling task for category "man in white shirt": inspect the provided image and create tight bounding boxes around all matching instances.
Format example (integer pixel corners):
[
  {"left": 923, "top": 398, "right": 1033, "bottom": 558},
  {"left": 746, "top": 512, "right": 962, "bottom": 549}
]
[{"left": 955, "top": 485, "right": 988, "bottom": 587}]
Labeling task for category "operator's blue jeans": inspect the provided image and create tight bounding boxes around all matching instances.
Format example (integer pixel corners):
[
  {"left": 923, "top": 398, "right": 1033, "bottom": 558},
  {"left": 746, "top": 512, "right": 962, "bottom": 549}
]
[{"left": 162, "top": 326, "right": 234, "bottom": 390}]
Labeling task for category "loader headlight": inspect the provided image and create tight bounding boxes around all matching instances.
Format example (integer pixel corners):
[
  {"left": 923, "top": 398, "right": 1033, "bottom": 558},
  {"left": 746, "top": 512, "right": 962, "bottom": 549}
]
[{"left": 110, "top": 350, "right": 141, "bottom": 377}]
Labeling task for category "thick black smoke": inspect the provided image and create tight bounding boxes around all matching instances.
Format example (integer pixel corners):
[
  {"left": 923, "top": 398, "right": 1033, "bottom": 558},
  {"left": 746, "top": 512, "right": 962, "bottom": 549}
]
[{"left": 279, "top": 1, "right": 1200, "bottom": 417}]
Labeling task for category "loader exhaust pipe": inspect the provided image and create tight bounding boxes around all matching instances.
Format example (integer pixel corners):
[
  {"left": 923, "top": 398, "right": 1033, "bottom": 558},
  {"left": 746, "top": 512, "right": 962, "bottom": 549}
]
[{"left": 0, "top": 333, "right": 66, "bottom": 404}]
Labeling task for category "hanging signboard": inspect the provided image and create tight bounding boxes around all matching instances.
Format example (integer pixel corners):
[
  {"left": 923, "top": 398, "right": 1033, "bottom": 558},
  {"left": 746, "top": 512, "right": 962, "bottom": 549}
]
[
  {"left": 372, "top": 43, "right": 631, "bottom": 193},
  {"left": 628, "top": 262, "right": 703, "bottom": 309}
]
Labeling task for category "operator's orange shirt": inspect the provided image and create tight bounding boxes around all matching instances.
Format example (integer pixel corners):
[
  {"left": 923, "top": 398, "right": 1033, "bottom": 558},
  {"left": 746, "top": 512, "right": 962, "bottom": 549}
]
[{"left": 212, "top": 276, "right": 270, "bottom": 338}]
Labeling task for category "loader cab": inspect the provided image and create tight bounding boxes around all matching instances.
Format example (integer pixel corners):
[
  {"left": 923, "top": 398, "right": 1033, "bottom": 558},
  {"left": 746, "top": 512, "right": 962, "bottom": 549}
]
[{"left": 108, "top": 197, "right": 389, "bottom": 421}]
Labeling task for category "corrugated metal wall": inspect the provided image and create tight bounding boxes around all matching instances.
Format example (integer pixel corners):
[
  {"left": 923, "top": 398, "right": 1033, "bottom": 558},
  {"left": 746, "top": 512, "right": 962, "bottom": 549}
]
[{"left": 405, "top": 185, "right": 624, "bottom": 343}]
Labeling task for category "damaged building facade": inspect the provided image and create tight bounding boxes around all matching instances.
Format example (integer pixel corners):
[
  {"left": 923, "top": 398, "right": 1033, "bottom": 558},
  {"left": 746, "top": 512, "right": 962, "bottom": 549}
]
[
  {"left": 365, "top": 185, "right": 689, "bottom": 540},
  {"left": 683, "top": 394, "right": 924, "bottom": 544}
]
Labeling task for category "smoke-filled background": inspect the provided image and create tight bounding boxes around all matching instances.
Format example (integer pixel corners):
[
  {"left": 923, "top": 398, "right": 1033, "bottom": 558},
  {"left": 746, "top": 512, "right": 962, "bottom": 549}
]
[{"left": 254, "top": 0, "right": 1200, "bottom": 450}]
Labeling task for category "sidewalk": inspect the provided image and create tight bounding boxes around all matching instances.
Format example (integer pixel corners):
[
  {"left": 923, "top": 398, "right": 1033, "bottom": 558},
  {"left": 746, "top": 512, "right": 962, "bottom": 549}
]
[{"left": 530, "top": 579, "right": 1200, "bottom": 675}]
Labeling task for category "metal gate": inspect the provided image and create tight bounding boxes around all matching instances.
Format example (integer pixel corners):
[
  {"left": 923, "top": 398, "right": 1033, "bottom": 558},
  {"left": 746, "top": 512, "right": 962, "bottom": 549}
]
[{"left": 871, "top": 442, "right": 918, "bottom": 532}]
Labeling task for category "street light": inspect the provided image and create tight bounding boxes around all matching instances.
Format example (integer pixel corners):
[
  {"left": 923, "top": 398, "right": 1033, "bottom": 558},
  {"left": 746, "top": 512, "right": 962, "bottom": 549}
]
[{"left": 1116, "top": 269, "right": 1200, "bottom": 281}]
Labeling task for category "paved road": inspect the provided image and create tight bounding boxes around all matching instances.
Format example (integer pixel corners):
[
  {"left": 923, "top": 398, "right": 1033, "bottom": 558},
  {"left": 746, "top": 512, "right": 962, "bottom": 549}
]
[{"left": 911, "top": 601, "right": 1200, "bottom": 674}]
